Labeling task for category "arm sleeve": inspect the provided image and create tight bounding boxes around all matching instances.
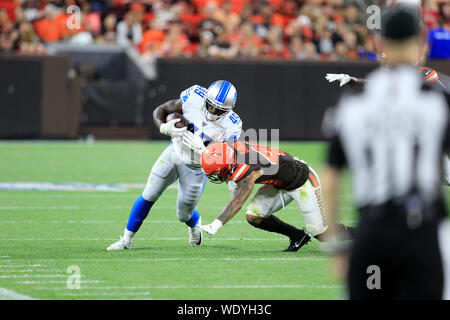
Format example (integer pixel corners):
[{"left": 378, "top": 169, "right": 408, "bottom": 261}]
[{"left": 327, "top": 135, "right": 347, "bottom": 169}]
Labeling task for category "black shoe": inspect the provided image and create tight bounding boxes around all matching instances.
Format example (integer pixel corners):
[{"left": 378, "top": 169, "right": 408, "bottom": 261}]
[{"left": 283, "top": 231, "right": 311, "bottom": 252}]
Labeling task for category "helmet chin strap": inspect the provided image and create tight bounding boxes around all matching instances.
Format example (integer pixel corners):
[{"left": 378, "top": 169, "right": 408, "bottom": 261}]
[{"left": 203, "top": 105, "right": 230, "bottom": 122}]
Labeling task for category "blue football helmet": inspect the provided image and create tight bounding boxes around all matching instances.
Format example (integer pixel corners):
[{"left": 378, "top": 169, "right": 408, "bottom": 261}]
[{"left": 204, "top": 80, "right": 237, "bottom": 121}]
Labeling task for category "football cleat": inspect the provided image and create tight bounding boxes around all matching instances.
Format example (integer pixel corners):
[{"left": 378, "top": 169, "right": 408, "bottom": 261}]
[
  {"left": 283, "top": 231, "right": 311, "bottom": 252},
  {"left": 188, "top": 217, "right": 203, "bottom": 246},
  {"left": 107, "top": 236, "right": 132, "bottom": 251}
]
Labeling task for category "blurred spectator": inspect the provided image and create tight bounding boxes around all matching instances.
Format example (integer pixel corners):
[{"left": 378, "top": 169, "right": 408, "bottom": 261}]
[
  {"left": 140, "top": 20, "right": 166, "bottom": 53},
  {"left": 425, "top": 19, "right": 450, "bottom": 60},
  {"left": 440, "top": 2, "right": 450, "bottom": 29},
  {"left": 288, "top": 36, "right": 305, "bottom": 60},
  {"left": 197, "top": 30, "right": 214, "bottom": 57},
  {"left": 303, "top": 42, "right": 319, "bottom": 61},
  {"left": 330, "top": 41, "right": 348, "bottom": 61},
  {"left": 97, "top": 13, "right": 117, "bottom": 43},
  {"left": 422, "top": 0, "right": 441, "bottom": 29},
  {"left": 236, "top": 21, "right": 263, "bottom": 58},
  {"left": 160, "top": 20, "right": 190, "bottom": 57},
  {"left": 342, "top": 29, "right": 358, "bottom": 59},
  {"left": 207, "top": 28, "right": 238, "bottom": 59},
  {"left": 117, "top": 11, "right": 142, "bottom": 46},
  {"left": 316, "top": 26, "right": 334, "bottom": 55},
  {"left": 0, "top": 9, "right": 13, "bottom": 34},
  {"left": 33, "top": 4, "right": 64, "bottom": 43},
  {"left": 0, "top": 0, "right": 448, "bottom": 62},
  {"left": 81, "top": 1, "right": 101, "bottom": 37},
  {"left": 22, "top": 0, "right": 40, "bottom": 22},
  {"left": 153, "top": 0, "right": 181, "bottom": 28}
]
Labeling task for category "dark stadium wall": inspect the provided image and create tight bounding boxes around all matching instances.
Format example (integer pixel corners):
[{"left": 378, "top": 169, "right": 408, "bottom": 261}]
[
  {"left": 147, "top": 59, "right": 378, "bottom": 140},
  {"left": 0, "top": 55, "right": 82, "bottom": 139},
  {"left": 0, "top": 55, "right": 42, "bottom": 138},
  {"left": 1, "top": 54, "right": 449, "bottom": 140}
]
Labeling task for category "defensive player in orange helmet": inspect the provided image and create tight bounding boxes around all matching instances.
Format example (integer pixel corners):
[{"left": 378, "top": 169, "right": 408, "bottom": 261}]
[{"left": 198, "top": 141, "right": 355, "bottom": 252}]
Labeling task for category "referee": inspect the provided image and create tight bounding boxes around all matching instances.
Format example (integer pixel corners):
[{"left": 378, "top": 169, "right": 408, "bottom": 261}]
[{"left": 322, "top": 5, "right": 450, "bottom": 299}]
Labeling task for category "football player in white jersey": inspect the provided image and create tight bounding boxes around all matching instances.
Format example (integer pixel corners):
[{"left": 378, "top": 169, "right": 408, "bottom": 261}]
[{"left": 107, "top": 80, "right": 242, "bottom": 250}]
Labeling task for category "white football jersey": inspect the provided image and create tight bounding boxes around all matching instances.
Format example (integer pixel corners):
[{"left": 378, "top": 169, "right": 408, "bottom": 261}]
[{"left": 172, "top": 85, "right": 243, "bottom": 167}]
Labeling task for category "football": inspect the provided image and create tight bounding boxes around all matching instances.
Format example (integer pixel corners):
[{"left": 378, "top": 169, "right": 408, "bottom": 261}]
[{"left": 165, "top": 112, "right": 189, "bottom": 128}]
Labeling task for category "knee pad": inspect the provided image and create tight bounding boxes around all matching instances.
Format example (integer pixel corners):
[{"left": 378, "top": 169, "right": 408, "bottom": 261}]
[
  {"left": 302, "top": 209, "right": 328, "bottom": 236},
  {"left": 246, "top": 199, "right": 263, "bottom": 217}
]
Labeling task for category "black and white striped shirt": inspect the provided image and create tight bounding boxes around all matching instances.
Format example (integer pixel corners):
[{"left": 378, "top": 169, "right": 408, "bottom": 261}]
[{"left": 326, "top": 66, "right": 450, "bottom": 208}]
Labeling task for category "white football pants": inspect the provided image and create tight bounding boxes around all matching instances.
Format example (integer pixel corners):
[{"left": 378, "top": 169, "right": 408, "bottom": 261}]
[
  {"left": 142, "top": 144, "right": 206, "bottom": 223},
  {"left": 246, "top": 166, "right": 328, "bottom": 236}
]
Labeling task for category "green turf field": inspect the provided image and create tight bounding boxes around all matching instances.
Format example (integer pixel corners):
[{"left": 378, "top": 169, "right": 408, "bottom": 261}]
[{"left": 0, "top": 140, "right": 358, "bottom": 300}]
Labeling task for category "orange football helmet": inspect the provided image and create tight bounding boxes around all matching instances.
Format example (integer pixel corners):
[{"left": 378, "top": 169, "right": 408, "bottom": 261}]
[{"left": 201, "top": 143, "right": 235, "bottom": 183}]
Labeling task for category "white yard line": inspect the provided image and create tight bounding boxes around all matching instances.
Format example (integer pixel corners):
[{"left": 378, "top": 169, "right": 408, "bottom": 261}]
[
  {"left": 35, "top": 284, "right": 343, "bottom": 290},
  {"left": 0, "top": 194, "right": 141, "bottom": 198},
  {"left": 0, "top": 206, "right": 117, "bottom": 210},
  {"left": 0, "top": 205, "right": 226, "bottom": 210},
  {"left": 0, "top": 274, "right": 71, "bottom": 279},
  {"left": 0, "top": 287, "right": 36, "bottom": 300},
  {"left": 0, "top": 265, "right": 44, "bottom": 268},
  {"left": 0, "top": 220, "right": 241, "bottom": 224},
  {"left": 0, "top": 219, "right": 356, "bottom": 226},
  {"left": 0, "top": 182, "right": 147, "bottom": 192},
  {"left": 59, "top": 291, "right": 152, "bottom": 297},
  {"left": 0, "top": 269, "right": 50, "bottom": 273},
  {"left": 4, "top": 257, "right": 327, "bottom": 263},
  {"left": 2, "top": 237, "right": 290, "bottom": 240},
  {"left": 16, "top": 280, "right": 104, "bottom": 284},
  {"left": 0, "top": 220, "right": 117, "bottom": 224},
  {"left": 0, "top": 205, "right": 350, "bottom": 211},
  {"left": 0, "top": 192, "right": 232, "bottom": 198}
]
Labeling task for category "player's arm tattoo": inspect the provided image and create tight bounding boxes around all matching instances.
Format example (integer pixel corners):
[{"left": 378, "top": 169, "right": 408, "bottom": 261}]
[
  {"left": 153, "top": 99, "right": 183, "bottom": 129},
  {"left": 217, "top": 170, "right": 263, "bottom": 225}
]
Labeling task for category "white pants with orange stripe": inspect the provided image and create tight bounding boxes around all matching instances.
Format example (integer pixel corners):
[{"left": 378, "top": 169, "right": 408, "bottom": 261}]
[{"left": 246, "top": 166, "right": 328, "bottom": 237}]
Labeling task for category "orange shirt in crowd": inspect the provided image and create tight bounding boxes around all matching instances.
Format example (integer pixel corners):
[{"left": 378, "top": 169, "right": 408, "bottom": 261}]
[
  {"left": 140, "top": 29, "right": 166, "bottom": 52},
  {"left": 34, "top": 13, "right": 85, "bottom": 43},
  {"left": 249, "top": 13, "right": 287, "bottom": 28},
  {"left": 191, "top": 0, "right": 225, "bottom": 10},
  {"left": 34, "top": 16, "right": 64, "bottom": 42}
]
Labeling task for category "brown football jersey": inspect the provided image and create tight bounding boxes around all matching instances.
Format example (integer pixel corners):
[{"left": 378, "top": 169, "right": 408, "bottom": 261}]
[{"left": 228, "top": 141, "right": 311, "bottom": 191}]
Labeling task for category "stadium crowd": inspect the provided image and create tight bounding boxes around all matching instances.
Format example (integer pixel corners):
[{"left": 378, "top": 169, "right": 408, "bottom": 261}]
[{"left": 0, "top": 0, "right": 449, "bottom": 62}]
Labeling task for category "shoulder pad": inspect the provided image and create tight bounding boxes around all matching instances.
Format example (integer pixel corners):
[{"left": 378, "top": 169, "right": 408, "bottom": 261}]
[
  {"left": 222, "top": 112, "right": 243, "bottom": 140},
  {"left": 180, "top": 85, "right": 207, "bottom": 104},
  {"left": 417, "top": 67, "right": 439, "bottom": 84}
]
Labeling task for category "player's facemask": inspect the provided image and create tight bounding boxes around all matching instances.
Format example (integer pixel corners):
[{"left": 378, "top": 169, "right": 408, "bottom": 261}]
[
  {"left": 207, "top": 170, "right": 229, "bottom": 184},
  {"left": 204, "top": 100, "right": 230, "bottom": 122},
  {"left": 201, "top": 143, "right": 236, "bottom": 183}
]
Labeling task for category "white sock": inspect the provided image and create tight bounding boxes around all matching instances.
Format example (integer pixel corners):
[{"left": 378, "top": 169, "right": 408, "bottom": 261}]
[{"left": 123, "top": 229, "right": 135, "bottom": 243}]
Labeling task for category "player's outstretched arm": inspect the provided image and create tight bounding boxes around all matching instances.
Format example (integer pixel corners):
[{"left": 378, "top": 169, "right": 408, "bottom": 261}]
[
  {"left": 201, "top": 170, "right": 263, "bottom": 235},
  {"left": 325, "top": 73, "right": 366, "bottom": 87},
  {"left": 153, "top": 99, "right": 183, "bottom": 130}
]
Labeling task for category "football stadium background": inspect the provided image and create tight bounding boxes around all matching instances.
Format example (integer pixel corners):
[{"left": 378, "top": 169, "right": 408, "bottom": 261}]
[{"left": 0, "top": 0, "right": 449, "bottom": 300}]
